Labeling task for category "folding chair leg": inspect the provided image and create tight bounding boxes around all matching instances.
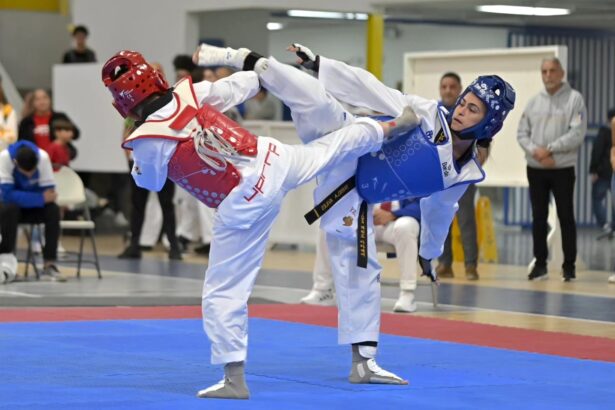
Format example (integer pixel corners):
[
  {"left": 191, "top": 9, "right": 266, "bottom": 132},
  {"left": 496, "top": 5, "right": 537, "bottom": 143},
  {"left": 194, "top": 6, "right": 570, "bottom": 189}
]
[
  {"left": 33, "top": 228, "right": 43, "bottom": 279},
  {"left": 89, "top": 229, "right": 102, "bottom": 279},
  {"left": 76, "top": 231, "right": 85, "bottom": 279},
  {"left": 24, "top": 227, "right": 32, "bottom": 278},
  {"left": 31, "top": 251, "right": 41, "bottom": 280},
  {"left": 430, "top": 282, "right": 438, "bottom": 308},
  {"left": 23, "top": 225, "right": 41, "bottom": 279}
]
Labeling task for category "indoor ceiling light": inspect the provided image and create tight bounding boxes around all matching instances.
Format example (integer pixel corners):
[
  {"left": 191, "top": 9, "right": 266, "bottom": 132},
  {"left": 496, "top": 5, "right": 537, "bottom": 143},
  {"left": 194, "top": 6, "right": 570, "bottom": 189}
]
[
  {"left": 267, "top": 22, "right": 284, "bottom": 31},
  {"left": 287, "top": 10, "right": 368, "bottom": 20},
  {"left": 477, "top": 5, "right": 571, "bottom": 16}
]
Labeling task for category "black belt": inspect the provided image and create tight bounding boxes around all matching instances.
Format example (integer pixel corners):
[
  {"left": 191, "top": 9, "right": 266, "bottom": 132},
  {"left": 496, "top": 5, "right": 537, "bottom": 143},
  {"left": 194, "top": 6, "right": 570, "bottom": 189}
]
[
  {"left": 356, "top": 200, "right": 368, "bottom": 268},
  {"left": 304, "top": 176, "right": 356, "bottom": 225},
  {"left": 304, "top": 176, "right": 369, "bottom": 268}
]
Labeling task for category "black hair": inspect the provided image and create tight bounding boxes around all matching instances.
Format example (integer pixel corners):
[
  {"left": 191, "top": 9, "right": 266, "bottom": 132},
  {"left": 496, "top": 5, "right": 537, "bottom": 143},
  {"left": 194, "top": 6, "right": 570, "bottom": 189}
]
[
  {"left": 72, "top": 25, "right": 89, "bottom": 36},
  {"left": 477, "top": 138, "right": 492, "bottom": 149},
  {"left": 608, "top": 108, "right": 615, "bottom": 121},
  {"left": 51, "top": 118, "right": 74, "bottom": 135},
  {"left": 440, "top": 72, "right": 462, "bottom": 85},
  {"left": 173, "top": 55, "right": 196, "bottom": 72},
  {"left": 190, "top": 67, "right": 204, "bottom": 83},
  {"left": 15, "top": 146, "right": 38, "bottom": 172}
]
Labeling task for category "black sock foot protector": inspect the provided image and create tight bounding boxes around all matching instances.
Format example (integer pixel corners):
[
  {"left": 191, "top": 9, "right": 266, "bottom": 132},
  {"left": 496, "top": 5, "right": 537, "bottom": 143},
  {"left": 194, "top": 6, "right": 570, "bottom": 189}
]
[{"left": 353, "top": 341, "right": 378, "bottom": 347}]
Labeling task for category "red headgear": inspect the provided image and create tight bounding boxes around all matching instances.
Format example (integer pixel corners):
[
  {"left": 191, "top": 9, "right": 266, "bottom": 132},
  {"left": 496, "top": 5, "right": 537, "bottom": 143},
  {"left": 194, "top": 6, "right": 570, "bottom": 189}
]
[{"left": 102, "top": 50, "right": 169, "bottom": 118}]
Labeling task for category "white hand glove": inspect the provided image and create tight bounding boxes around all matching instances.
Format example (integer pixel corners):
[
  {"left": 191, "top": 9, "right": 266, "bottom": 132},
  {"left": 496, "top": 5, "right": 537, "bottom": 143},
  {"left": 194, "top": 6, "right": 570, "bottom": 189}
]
[{"left": 288, "top": 43, "right": 319, "bottom": 72}]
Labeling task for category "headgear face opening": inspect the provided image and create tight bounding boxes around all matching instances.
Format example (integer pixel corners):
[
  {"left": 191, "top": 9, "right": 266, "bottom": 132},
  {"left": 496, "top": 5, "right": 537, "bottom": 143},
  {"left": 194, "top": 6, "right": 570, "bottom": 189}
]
[
  {"left": 449, "top": 75, "right": 516, "bottom": 141},
  {"left": 101, "top": 50, "right": 169, "bottom": 118}
]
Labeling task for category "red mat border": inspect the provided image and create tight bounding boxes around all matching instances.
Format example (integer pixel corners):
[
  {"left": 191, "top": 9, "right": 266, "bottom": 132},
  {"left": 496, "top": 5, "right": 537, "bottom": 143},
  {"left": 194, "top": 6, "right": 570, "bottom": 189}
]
[{"left": 2, "top": 304, "right": 614, "bottom": 363}]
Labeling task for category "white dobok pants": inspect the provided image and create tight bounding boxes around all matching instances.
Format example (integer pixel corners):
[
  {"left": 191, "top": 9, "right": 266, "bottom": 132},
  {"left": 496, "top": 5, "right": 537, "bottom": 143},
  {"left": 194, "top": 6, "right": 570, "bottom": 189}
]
[
  {"left": 258, "top": 58, "right": 385, "bottom": 345},
  {"left": 203, "top": 119, "right": 383, "bottom": 364}
]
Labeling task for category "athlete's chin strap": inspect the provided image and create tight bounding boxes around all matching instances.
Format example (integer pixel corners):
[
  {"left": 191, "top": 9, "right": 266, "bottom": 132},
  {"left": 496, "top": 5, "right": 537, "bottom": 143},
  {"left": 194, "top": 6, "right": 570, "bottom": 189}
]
[{"left": 193, "top": 127, "right": 250, "bottom": 172}]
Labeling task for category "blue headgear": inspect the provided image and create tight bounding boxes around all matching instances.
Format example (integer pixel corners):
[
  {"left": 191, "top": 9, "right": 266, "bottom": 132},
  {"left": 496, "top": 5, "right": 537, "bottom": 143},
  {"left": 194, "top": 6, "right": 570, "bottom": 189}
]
[{"left": 449, "top": 75, "right": 516, "bottom": 141}]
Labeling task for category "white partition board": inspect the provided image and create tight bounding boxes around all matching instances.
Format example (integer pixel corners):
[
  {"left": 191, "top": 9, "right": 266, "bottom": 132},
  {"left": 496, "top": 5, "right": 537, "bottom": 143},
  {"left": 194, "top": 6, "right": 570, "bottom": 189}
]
[
  {"left": 403, "top": 46, "right": 567, "bottom": 187},
  {"left": 53, "top": 63, "right": 127, "bottom": 173}
]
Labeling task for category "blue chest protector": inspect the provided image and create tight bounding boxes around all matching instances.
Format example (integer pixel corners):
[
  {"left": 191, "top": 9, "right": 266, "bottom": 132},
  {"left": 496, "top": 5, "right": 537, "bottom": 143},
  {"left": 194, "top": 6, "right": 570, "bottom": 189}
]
[{"left": 356, "top": 116, "right": 445, "bottom": 204}]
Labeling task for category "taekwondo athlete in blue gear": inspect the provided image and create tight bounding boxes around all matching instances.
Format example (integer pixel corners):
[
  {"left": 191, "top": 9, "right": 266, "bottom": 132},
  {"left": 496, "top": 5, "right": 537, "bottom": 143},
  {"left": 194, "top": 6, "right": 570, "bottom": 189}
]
[
  {"left": 290, "top": 45, "right": 515, "bottom": 281},
  {"left": 357, "top": 75, "right": 514, "bottom": 202}
]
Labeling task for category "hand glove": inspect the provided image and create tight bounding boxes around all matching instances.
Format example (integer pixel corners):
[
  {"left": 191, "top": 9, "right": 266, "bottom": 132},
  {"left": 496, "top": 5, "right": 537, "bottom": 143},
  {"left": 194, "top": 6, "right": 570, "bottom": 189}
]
[
  {"left": 419, "top": 255, "right": 438, "bottom": 283},
  {"left": 288, "top": 43, "right": 320, "bottom": 73},
  {"left": 386, "top": 106, "right": 421, "bottom": 140}
]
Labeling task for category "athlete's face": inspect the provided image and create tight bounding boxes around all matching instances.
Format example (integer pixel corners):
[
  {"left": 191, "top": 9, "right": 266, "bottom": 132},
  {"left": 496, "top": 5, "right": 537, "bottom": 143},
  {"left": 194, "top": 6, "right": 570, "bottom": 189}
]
[{"left": 451, "top": 92, "right": 485, "bottom": 132}]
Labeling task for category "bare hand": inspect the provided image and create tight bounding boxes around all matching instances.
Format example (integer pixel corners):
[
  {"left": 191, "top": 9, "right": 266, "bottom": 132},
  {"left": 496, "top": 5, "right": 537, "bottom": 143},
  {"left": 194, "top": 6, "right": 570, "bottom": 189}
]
[
  {"left": 43, "top": 189, "right": 57, "bottom": 203},
  {"left": 532, "top": 146, "right": 551, "bottom": 161},
  {"left": 373, "top": 208, "right": 396, "bottom": 226},
  {"left": 611, "top": 148, "right": 615, "bottom": 171},
  {"left": 590, "top": 173, "right": 599, "bottom": 183},
  {"left": 539, "top": 156, "right": 556, "bottom": 168},
  {"left": 192, "top": 45, "right": 201, "bottom": 65}
]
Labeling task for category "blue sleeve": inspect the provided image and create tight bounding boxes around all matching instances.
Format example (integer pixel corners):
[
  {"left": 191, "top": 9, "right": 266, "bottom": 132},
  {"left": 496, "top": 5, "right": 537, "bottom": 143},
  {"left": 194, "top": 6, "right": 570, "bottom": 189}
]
[
  {"left": 393, "top": 199, "right": 421, "bottom": 220},
  {"left": 0, "top": 183, "right": 45, "bottom": 208}
]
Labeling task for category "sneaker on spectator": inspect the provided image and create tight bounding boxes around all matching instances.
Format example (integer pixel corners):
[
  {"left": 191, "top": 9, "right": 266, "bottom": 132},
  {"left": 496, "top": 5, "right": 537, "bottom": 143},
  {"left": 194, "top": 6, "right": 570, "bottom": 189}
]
[
  {"left": 528, "top": 264, "right": 548, "bottom": 281},
  {"left": 562, "top": 266, "right": 576, "bottom": 282},
  {"left": 168, "top": 248, "right": 183, "bottom": 261},
  {"left": 596, "top": 224, "right": 613, "bottom": 240},
  {"left": 118, "top": 245, "right": 142, "bottom": 259},
  {"left": 178, "top": 236, "right": 191, "bottom": 252},
  {"left": 435, "top": 263, "right": 454, "bottom": 278},
  {"left": 393, "top": 290, "right": 417, "bottom": 313},
  {"left": 465, "top": 264, "right": 479, "bottom": 281},
  {"left": 194, "top": 243, "right": 211, "bottom": 256},
  {"left": 40, "top": 264, "right": 67, "bottom": 282},
  {"left": 300, "top": 288, "right": 336, "bottom": 306},
  {"left": 608, "top": 274, "right": 615, "bottom": 283},
  {"left": 114, "top": 212, "right": 129, "bottom": 228}
]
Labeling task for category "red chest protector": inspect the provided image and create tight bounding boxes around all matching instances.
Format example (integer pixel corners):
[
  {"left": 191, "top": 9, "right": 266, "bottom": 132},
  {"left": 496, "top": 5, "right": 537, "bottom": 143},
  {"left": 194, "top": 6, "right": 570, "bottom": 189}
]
[{"left": 123, "top": 77, "right": 257, "bottom": 208}]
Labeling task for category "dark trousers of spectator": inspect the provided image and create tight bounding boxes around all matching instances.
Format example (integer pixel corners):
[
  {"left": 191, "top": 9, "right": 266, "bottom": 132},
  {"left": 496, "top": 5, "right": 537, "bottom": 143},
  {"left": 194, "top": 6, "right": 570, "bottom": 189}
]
[
  {"left": 128, "top": 177, "right": 179, "bottom": 251},
  {"left": 439, "top": 184, "right": 479, "bottom": 267},
  {"left": 0, "top": 202, "right": 60, "bottom": 261},
  {"left": 527, "top": 166, "right": 577, "bottom": 270},
  {"left": 592, "top": 177, "right": 615, "bottom": 228}
]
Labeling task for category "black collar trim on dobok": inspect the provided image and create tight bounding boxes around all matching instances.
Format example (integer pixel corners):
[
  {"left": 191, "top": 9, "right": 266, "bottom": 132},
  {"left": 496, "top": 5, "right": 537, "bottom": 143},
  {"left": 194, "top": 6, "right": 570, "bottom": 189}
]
[{"left": 135, "top": 88, "right": 175, "bottom": 128}]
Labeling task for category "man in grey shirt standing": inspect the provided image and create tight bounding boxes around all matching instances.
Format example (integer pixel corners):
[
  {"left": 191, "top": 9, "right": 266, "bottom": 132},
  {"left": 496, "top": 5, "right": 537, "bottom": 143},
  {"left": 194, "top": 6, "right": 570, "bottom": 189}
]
[{"left": 517, "top": 57, "right": 587, "bottom": 282}]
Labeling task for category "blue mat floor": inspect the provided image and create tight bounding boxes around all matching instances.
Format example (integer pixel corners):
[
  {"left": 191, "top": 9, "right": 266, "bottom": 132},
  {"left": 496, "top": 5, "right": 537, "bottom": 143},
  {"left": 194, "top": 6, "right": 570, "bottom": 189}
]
[{"left": 1, "top": 318, "right": 614, "bottom": 409}]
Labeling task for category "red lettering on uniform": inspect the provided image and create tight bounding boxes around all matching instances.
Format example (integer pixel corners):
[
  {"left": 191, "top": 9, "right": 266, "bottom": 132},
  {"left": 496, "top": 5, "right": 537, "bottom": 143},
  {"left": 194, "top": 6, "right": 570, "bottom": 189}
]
[{"left": 244, "top": 143, "right": 280, "bottom": 202}]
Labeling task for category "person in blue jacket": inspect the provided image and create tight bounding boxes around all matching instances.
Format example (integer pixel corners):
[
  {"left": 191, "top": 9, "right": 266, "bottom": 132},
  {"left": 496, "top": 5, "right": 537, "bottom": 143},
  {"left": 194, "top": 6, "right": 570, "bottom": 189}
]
[{"left": 0, "top": 140, "right": 66, "bottom": 281}]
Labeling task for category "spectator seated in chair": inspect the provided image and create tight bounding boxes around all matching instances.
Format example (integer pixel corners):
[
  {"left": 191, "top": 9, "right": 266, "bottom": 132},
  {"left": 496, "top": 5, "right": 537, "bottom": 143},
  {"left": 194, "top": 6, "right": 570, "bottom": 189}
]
[{"left": 0, "top": 140, "right": 66, "bottom": 281}]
